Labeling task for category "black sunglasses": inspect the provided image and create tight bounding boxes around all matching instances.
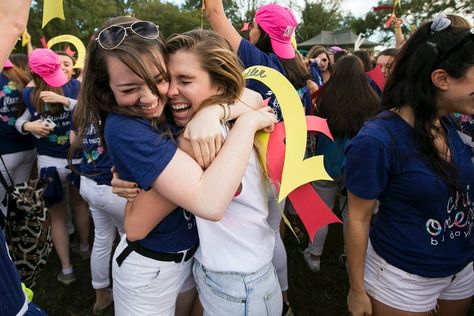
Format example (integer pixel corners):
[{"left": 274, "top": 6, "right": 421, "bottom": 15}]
[
  {"left": 437, "top": 28, "right": 474, "bottom": 64},
  {"left": 96, "top": 21, "right": 160, "bottom": 50}
]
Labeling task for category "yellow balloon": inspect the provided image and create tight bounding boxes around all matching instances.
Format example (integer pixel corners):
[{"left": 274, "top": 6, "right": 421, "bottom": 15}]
[
  {"left": 47, "top": 35, "right": 86, "bottom": 69},
  {"left": 244, "top": 66, "right": 332, "bottom": 202}
]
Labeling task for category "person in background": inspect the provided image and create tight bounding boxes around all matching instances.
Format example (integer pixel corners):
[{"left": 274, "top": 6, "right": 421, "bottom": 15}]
[
  {"left": 307, "top": 46, "right": 332, "bottom": 85},
  {"left": 0, "top": 59, "right": 35, "bottom": 222},
  {"left": 375, "top": 48, "right": 398, "bottom": 81},
  {"left": 15, "top": 48, "right": 83, "bottom": 286},
  {"left": 345, "top": 14, "right": 474, "bottom": 316},
  {"left": 0, "top": 1, "right": 48, "bottom": 314},
  {"left": 304, "top": 55, "right": 380, "bottom": 273}
]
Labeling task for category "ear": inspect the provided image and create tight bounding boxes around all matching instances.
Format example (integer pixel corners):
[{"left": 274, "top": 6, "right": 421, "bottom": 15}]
[{"left": 431, "top": 69, "right": 449, "bottom": 91}]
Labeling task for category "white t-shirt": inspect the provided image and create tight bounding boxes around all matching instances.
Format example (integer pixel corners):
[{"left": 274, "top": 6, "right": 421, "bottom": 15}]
[{"left": 194, "top": 127, "right": 275, "bottom": 273}]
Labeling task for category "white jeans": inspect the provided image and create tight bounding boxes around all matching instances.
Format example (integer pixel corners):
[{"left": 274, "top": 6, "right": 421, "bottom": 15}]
[
  {"left": 267, "top": 191, "right": 288, "bottom": 291},
  {"left": 0, "top": 150, "right": 36, "bottom": 218},
  {"left": 307, "top": 179, "right": 347, "bottom": 256},
  {"left": 112, "top": 235, "right": 193, "bottom": 316},
  {"left": 79, "top": 176, "right": 125, "bottom": 289}
]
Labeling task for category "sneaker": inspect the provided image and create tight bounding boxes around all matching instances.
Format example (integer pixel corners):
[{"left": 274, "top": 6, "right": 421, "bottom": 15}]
[
  {"left": 57, "top": 271, "right": 76, "bottom": 285},
  {"left": 93, "top": 290, "right": 114, "bottom": 315},
  {"left": 282, "top": 302, "right": 294, "bottom": 316},
  {"left": 303, "top": 252, "right": 321, "bottom": 272},
  {"left": 74, "top": 247, "right": 91, "bottom": 260}
]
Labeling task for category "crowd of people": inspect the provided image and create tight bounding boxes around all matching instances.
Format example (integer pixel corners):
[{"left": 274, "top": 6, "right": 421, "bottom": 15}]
[{"left": 0, "top": 0, "right": 473, "bottom": 315}]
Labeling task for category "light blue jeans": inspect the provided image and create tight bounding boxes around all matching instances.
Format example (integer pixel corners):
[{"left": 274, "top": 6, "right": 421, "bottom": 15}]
[{"left": 193, "top": 260, "right": 282, "bottom": 316}]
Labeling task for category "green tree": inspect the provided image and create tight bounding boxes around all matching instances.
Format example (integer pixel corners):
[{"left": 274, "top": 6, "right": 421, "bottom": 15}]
[
  {"left": 342, "top": 0, "right": 473, "bottom": 45},
  {"left": 25, "top": 0, "right": 126, "bottom": 51},
  {"left": 297, "top": 0, "right": 343, "bottom": 42}
]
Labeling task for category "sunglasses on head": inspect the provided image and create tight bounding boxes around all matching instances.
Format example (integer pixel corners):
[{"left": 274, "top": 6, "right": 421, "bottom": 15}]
[
  {"left": 96, "top": 21, "right": 160, "bottom": 50},
  {"left": 437, "top": 28, "right": 474, "bottom": 65}
]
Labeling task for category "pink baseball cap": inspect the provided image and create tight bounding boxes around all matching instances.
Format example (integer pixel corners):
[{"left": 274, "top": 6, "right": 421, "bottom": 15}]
[
  {"left": 4, "top": 59, "right": 14, "bottom": 69},
  {"left": 28, "top": 49, "right": 67, "bottom": 88},
  {"left": 255, "top": 4, "right": 297, "bottom": 59}
]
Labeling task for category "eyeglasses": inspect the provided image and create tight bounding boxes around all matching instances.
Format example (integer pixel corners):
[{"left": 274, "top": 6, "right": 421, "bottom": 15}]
[
  {"left": 96, "top": 21, "right": 160, "bottom": 50},
  {"left": 437, "top": 28, "right": 474, "bottom": 64}
]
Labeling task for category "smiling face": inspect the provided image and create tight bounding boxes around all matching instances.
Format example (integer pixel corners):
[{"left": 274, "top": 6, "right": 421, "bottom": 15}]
[
  {"left": 107, "top": 53, "right": 169, "bottom": 119},
  {"left": 59, "top": 54, "right": 75, "bottom": 80},
  {"left": 166, "top": 50, "right": 221, "bottom": 127}
]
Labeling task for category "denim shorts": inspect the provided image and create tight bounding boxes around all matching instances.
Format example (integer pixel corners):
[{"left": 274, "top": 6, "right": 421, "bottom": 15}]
[
  {"left": 193, "top": 260, "right": 282, "bottom": 315},
  {"left": 365, "top": 241, "right": 474, "bottom": 312}
]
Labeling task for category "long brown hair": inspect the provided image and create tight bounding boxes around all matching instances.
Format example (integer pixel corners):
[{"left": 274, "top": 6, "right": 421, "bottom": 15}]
[
  {"left": 30, "top": 73, "right": 65, "bottom": 116},
  {"left": 70, "top": 16, "right": 170, "bottom": 164},
  {"left": 316, "top": 55, "right": 379, "bottom": 138},
  {"left": 2, "top": 66, "right": 31, "bottom": 116}
]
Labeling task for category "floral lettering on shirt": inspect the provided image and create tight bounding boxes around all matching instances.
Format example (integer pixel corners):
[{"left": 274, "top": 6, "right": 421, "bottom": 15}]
[{"left": 426, "top": 186, "right": 474, "bottom": 246}]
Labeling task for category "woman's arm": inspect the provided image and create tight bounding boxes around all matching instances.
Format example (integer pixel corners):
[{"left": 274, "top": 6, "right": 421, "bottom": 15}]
[
  {"left": 204, "top": 0, "right": 242, "bottom": 53},
  {"left": 116, "top": 105, "right": 275, "bottom": 240},
  {"left": 0, "top": 0, "right": 31, "bottom": 72},
  {"left": 345, "top": 191, "right": 376, "bottom": 316},
  {"left": 153, "top": 107, "right": 276, "bottom": 221},
  {"left": 183, "top": 88, "right": 263, "bottom": 168}
]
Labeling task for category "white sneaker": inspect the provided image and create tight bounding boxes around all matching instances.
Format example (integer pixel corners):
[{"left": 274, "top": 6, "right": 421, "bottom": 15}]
[{"left": 303, "top": 252, "right": 321, "bottom": 272}]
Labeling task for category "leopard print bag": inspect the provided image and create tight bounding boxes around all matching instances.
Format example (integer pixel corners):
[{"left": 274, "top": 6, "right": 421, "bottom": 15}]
[{"left": 0, "top": 159, "right": 53, "bottom": 288}]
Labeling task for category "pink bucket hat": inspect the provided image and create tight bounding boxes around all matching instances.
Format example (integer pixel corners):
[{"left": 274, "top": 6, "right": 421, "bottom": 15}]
[
  {"left": 4, "top": 59, "right": 14, "bottom": 69},
  {"left": 28, "top": 49, "right": 67, "bottom": 88},
  {"left": 255, "top": 4, "right": 297, "bottom": 59}
]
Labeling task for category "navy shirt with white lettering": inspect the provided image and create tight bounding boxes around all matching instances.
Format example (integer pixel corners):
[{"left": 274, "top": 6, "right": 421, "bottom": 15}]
[
  {"left": 0, "top": 73, "right": 34, "bottom": 155},
  {"left": 22, "top": 79, "right": 80, "bottom": 158},
  {"left": 345, "top": 111, "right": 474, "bottom": 277}
]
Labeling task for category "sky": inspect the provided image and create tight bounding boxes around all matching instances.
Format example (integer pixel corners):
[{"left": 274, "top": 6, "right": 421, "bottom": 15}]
[{"left": 340, "top": 0, "right": 379, "bottom": 18}]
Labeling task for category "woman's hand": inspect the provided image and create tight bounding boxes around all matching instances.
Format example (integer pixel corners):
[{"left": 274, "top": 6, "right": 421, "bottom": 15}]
[
  {"left": 347, "top": 288, "right": 372, "bottom": 316},
  {"left": 110, "top": 166, "right": 141, "bottom": 202},
  {"left": 23, "top": 120, "right": 53, "bottom": 137},
  {"left": 238, "top": 106, "right": 278, "bottom": 132},
  {"left": 183, "top": 105, "right": 224, "bottom": 169},
  {"left": 39, "top": 91, "right": 70, "bottom": 106}
]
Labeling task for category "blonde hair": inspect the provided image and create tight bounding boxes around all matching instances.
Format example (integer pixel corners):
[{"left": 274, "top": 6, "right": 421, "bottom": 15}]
[{"left": 167, "top": 29, "right": 245, "bottom": 108}]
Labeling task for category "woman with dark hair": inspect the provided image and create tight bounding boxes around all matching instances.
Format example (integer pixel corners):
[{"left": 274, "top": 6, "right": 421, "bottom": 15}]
[
  {"left": 75, "top": 16, "right": 276, "bottom": 315},
  {"left": 0, "top": 59, "right": 35, "bottom": 220},
  {"left": 345, "top": 14, "right": 474, "bottom": 316},
  {"left": 353, "top": 50, "right": 373, "bottom": 72},
  {"left": 303, "top": 55, "right": 380, "bottom": 272},
  {"left": 307, "top": 46, "right": 332, "bottom": 85}
]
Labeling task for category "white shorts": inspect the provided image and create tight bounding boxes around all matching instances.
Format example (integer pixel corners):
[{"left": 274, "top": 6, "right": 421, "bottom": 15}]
[{"left": 364, "top": 241, "right": 474, "bottom": 312}]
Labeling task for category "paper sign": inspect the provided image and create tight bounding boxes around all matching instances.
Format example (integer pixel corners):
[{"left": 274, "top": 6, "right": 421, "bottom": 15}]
[
  {"left": 247, "top": 65, "right": 341, "bottom": 240},
  {"left": 244, "top": 66, "right": 332, "bottom": 202},
  {"left": 42, "top": 0, "right": 65, "bottom": 29},
  {"left": 47, "top": 35, "right": 85, "bottom": 69},
  {"left": 40, "top": 36, "right": 48, "bottom": 48},
  {"left": 21, "top": 32, "right": 30, "bottom": 47}
]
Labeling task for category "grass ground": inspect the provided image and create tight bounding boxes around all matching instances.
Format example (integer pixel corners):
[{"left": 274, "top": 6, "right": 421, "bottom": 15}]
[{"left": 33, "top": 221, "right": 473, "bottom": 316}]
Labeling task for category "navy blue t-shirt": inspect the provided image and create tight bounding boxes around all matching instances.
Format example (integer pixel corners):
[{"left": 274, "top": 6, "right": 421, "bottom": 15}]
[
  {"left": 0, "top": 73, "right": 34, "bottom": 155},
  {"left": 79, "top": 122, "right": 113, "bottom": 185},
  {"left": 104, "top": 113, "right": 198, "bottom": 253},
  {"left": 345, "top": 111, "right": 474, "bottom": 277},
  {"left": 0, "top": 229, "right": 26, "bottom": 316},
  {"left": 23, "top": 79, "right": 80, "bottom": 158},
  {"left": 238, "top": 40, "right": 287, "bottom": 121}
]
